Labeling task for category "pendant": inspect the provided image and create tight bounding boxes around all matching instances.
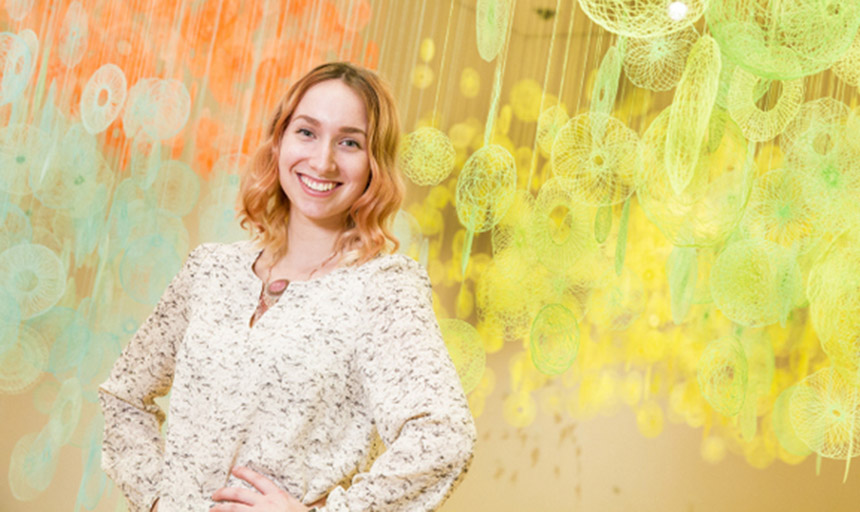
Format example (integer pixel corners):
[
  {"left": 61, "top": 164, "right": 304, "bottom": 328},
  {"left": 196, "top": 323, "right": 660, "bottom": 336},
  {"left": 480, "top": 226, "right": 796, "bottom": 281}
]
[{"left": 267, "top": 279, "right": 289, "bottom": 295}]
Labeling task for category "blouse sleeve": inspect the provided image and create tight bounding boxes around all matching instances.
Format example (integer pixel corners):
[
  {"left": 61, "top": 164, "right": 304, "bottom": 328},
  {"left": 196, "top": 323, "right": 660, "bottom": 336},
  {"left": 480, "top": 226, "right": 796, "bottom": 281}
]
[
  {"left": 97, "top": 243, "right": 212, "bottom": 512},
  {"left": 321, "top": 256, "right": 477, "bottom": 512}
]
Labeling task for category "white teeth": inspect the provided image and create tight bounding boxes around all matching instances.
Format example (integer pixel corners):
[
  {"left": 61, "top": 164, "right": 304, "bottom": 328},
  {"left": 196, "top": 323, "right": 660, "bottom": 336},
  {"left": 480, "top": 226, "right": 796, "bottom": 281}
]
[{"left": 299, "top": 174, "right": 337, "bottom": 192}]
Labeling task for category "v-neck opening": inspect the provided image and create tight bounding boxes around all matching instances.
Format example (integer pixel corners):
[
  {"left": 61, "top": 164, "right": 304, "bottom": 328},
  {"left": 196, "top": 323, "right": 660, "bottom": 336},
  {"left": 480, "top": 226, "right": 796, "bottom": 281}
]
[{"left": 246, "top": 247, "right": 353, "bottom": 289}]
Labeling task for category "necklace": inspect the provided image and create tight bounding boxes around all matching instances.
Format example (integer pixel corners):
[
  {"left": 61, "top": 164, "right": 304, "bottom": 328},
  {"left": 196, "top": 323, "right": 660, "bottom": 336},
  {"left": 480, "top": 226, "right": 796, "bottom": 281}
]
[{"left": 250, "top": 251, "right": 338, "bottom": 327}]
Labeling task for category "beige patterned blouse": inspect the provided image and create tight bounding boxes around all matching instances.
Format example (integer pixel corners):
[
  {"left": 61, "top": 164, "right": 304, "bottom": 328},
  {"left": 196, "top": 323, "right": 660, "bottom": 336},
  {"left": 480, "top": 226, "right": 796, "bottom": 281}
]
[{"left": 98, "top": 240, "right": 476, "bottom": 512}]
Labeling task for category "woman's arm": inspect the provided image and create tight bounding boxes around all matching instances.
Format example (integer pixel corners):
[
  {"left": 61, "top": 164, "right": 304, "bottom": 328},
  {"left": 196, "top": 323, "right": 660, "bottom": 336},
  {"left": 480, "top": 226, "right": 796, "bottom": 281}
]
[
  {"left": 321, "top": 256, "right": 477, "bottom": 512},
  {"left": 98, "top": 244, "right": 212, "bottom": 512}
]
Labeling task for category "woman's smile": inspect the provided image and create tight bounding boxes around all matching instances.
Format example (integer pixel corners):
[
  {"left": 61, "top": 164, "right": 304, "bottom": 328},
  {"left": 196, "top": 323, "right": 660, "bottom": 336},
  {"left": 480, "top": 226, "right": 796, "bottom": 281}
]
[{"left": 297, "top": 173, "right": 342, "bottom": 194}]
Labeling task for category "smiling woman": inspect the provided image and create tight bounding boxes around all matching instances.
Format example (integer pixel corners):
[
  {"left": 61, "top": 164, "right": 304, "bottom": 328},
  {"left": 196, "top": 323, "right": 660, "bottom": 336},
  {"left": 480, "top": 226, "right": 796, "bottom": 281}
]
[{"left": 98, "top": 62, "right": 477, "bottom": 512}]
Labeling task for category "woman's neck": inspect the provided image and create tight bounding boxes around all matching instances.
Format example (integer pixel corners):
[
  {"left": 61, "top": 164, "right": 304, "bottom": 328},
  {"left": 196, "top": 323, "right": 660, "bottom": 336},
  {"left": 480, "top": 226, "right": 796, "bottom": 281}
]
[
  {"left": 257, "top": 213, "right": 345, "bottom": 282},
  {"left": 286, "top": 215, "right": 341, "bottom": 264}
]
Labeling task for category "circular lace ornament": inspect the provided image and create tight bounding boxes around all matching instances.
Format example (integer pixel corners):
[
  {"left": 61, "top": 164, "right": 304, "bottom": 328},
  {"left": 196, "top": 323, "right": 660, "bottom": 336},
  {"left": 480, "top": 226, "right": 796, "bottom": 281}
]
[
  {"left": 551, "top": 112, "right": 638, "bottom": 206},
  {"left": 399, "top": 127, "right": 456, "bottom": 186},
  {"left": 578, "top": 0, "right": 706, "bottom": 38},
  {"left": 636, "top": 107, "right": 755, "bottom": 247},
  {"left": 455, "top": 145, "right": 516, "bottom": 233},
  {"left": 0, "top": 243, "right": 65, "bottom": 319},
  {"left": 623, "top": 25, "right": 698, "bottom": 91},
  {"left": 697, "top": 335, "right": 748, "bottom": 416},
  {"left": 707, "top": 0, "right": 860, "bottom": 80},
  {"left": 528, "top": 177, "right": 592, "bottom": 272},
  {"left": 727, "top": 67, "right": 804, "bottom": 142},
  {"left": 476, "top": 0, "right": 510, "bottom": 61},
  {"left": 710, "top": 239, "right": 802, "bottom": 327},
  {"left": 665, "top": 35, "right": 722, "bottom": 195},
  {"left": 741, "top": 168, "right": 818, "bottom": 253},
  {"left": 80, "top": 63, "right": 128, "bottom": 134},
  {"left": 790, "top": 367, "right": 860, "bottom": 460},
  {"left": 530, "top": 303, "right": 580, "bottom": 376}
]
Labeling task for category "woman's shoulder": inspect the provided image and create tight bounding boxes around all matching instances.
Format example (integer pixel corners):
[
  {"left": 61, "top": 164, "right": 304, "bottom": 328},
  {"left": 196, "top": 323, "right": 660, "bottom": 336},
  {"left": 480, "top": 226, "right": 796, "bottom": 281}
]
[
  {"left": 359, "top": 252, "right": 428, "bottom": 280},
  {"left": 188, "top": 239, "right": 257, "bottom": 261},
  {"left": 358, "top": 252, "right": 432, "bottom": 303}
]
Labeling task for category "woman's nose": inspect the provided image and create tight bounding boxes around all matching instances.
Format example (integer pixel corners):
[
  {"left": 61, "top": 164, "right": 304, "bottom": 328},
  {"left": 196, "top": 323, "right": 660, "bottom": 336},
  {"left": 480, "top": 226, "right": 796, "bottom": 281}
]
[{"left": 308, "top": 141, "right": 336, "bottom": 173}]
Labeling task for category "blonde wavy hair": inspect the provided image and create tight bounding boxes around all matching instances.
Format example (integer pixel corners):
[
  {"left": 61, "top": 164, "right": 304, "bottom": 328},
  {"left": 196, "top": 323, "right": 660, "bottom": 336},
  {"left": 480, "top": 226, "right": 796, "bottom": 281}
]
[{"left": 238, "top": 62, "right": 404, "bottom": 266}]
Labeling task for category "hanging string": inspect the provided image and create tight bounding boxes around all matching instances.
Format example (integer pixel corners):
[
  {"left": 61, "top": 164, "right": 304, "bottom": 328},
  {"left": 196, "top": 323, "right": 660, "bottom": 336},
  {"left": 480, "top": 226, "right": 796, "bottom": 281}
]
[
  {"left": 431, "top": 0, "right": 456, "bottom": 123},
  {"left": 483, "top": 0, "right": 518, "bottom": 146},
  {"left": 526, "top": 0, "right": 563, "bottom": 192}
]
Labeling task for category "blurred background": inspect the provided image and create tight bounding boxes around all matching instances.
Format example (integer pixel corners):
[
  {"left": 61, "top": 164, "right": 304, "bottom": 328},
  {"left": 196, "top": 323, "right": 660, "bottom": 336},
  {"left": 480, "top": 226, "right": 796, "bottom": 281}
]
[{"left": 2, "top": 0, "right": 860, "bottom": 510}]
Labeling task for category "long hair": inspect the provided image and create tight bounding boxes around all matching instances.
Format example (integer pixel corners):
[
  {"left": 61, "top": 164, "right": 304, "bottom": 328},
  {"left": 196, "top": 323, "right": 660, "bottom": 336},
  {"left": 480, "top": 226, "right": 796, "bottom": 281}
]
[{"left": 238, "top": 62, "right": 404, "bottom": 266}]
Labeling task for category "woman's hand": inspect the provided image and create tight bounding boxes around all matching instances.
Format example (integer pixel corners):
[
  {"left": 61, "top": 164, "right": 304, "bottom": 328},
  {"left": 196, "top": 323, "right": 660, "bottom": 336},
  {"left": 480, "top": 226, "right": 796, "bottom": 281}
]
[{"left": 210, "top": 466, "right": 310, "bottom": 512}]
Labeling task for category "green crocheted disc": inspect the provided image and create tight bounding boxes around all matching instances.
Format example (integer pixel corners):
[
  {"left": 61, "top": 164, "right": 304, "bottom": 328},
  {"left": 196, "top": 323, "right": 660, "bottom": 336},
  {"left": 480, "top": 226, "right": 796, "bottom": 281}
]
[
  {"left": 399, "top": 127, "right": 456, "bottom": 186},
  {"left": 697, "top": 335, "right": 748, "bottom": 416},
  {"left": 551, "top": 112, "right": 639, "bottom": 206},
  {"left": 741, "top": 168, "right": 818, "bottom": 253},
  {"left": 665, "top": 35, "right": 722, "bottom": 195},
  {"left": 456, "top": 144, "right": 517, "bottom": 233},
  {"left": 773, "top": 385, "right": 814, "bottom": 456},
  {"left": 636, "top": 107, "right": 755, "bottom": 247},
  {"left": 833, "top": 30, "right": 860, "bottom": 87},
  {"left": 476, "top": 0, "right": 510, "bottom": 62},
  {"left": 727, "top": 67, "right": 804, "bottom": 142},
  {"left": 623, "top": 25, "right": 698, "bottom": 92},
  {"left": 807, "top": 233, "right": 860, "bottom": 381},
  {"left": 530, "top": 303, "right": 580, "bottom": 376},
  {"left": 590, "top": 44, "right": 623, "bottom": 132},
  {"left": 814, "top": 302, "right": 860, "bottom": 384},
  {"left": 710, "top": 238, "right": 802, "bottom": 327},
  {"left": 578, "top": 0, "right": 707, "bottom": 38},
  {"left": 790, "top": 367, "right": 860, "bottom": 460},
  {"left": 780, "top": 99, "right": 860, "bottom": 232},
  {"left": 528, "top": 177, "right": 592, "bottom": 272},
  {"left": 706, "top": 0, "right": 860, "bottom": 80}
]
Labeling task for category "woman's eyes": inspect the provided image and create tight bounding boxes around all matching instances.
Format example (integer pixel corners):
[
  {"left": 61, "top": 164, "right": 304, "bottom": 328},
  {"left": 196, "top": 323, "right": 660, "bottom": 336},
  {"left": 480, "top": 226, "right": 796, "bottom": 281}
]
[{"left": 294, "top": 128, "right": 361, "bottom": 149}]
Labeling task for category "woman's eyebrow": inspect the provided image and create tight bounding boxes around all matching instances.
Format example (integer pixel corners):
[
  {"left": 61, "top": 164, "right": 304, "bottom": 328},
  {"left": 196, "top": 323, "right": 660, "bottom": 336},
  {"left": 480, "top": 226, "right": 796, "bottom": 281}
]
[{"left": 294, "top": 114, "right": 366, "bottom": 136}]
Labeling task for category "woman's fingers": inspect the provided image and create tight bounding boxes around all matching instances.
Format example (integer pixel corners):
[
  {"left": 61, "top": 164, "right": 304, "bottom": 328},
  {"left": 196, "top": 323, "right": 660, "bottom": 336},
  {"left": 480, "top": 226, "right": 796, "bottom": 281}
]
[
  {"left": 230, "top": 466, "right": 283, "bottom": 496},
  {"left": 212, "top": 485, "right": 259, "bottom": 505}
]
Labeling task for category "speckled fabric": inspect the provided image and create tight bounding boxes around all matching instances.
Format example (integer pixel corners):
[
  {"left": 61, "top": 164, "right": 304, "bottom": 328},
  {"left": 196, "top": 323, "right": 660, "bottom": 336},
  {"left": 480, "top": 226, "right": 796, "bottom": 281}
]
[{"left": 98, "top": 240, "right": 476, "bottom": 512}]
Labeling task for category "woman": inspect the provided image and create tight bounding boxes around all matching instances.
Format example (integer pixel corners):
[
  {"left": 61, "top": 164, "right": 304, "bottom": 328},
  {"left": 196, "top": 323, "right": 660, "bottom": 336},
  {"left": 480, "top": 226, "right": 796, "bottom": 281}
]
[{"left": 99, "top": 62, "right": 476, "bottom": 512}]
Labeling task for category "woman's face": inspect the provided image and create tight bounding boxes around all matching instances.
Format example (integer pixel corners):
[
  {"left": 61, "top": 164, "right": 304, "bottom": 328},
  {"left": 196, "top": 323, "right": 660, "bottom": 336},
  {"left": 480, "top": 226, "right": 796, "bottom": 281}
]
[{"left": 277, "top": 79, "right": 370, "bottom": 231}]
